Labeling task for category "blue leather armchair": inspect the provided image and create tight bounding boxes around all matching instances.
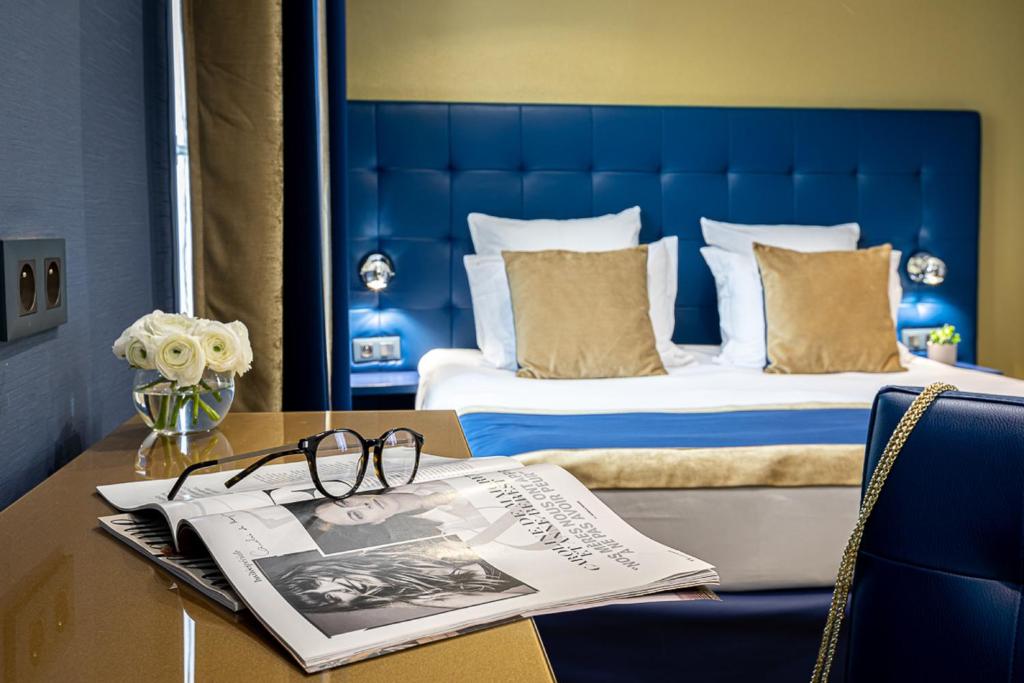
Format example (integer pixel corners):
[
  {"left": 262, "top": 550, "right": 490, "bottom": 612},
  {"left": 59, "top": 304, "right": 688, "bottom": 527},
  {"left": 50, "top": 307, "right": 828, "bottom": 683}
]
[{"left": 840, "top": 386, "right": 1024, "bottom": 681}]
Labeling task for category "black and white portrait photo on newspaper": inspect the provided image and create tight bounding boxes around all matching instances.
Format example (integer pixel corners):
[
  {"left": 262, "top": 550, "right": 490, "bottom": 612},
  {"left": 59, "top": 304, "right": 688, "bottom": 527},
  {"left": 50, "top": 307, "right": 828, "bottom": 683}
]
[
  {"left": 254, "top": 535, "right": 537, "bottom": 635},
  {"left": 284, "top": 480, "right": 490, "bottom": 554}
]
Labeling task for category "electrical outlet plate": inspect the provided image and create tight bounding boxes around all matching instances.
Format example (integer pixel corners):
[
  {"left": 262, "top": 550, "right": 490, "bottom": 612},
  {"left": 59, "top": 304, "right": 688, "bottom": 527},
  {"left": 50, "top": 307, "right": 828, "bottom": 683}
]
[
  {"left": 900, "top": 327, "right": 938, "bottom": 352},
  {"left": 353, "top": 338, "right": 376, "bottom": 363},
  {"left": 351, "top": 336, "right": 401, "bottom": 363},
  {"left": 1, "top": 238, "right": 67, "bottom": 341}
]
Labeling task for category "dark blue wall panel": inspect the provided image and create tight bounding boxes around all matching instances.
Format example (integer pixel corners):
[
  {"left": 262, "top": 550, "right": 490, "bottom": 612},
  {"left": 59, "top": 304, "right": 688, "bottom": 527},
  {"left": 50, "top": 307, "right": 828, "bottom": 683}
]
[{"left": 0, "top": 0, "right": 173, "bottom": 509}]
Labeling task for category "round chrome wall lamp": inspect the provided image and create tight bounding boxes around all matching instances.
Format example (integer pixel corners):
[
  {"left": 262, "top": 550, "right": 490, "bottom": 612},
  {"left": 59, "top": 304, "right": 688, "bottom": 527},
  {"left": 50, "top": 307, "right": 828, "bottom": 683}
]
[
  {"left": 359, "top": 252, "right": 395, "bottom": 291},
  {"left": 906, "top": 252, "right": 947, "bottom": 286}
]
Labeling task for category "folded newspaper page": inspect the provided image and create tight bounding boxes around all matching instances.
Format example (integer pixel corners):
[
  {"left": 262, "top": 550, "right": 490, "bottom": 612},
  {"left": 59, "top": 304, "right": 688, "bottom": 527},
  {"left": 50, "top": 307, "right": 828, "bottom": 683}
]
[
  {"left": 98, "top": 456, "right": 718, "bottom": 672},
  {"left": 99, "top": 512, "right": 243, "bottom": 611},
  {"left": 98, "top": 453, "right": 515, "bottom": 547}
]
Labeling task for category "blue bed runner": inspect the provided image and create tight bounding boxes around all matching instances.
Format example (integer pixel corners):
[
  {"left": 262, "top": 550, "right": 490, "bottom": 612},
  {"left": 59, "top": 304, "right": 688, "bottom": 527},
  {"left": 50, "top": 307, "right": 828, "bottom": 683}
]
[{"left": 459, "top": 408, "right": 872, "bottom": 457}]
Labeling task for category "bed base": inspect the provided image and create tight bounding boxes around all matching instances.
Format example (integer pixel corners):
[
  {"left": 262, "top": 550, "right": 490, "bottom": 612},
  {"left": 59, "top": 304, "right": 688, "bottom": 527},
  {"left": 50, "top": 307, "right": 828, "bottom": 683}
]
[{"left": 535, "top": 588, "right": 841, "bottom": 682}]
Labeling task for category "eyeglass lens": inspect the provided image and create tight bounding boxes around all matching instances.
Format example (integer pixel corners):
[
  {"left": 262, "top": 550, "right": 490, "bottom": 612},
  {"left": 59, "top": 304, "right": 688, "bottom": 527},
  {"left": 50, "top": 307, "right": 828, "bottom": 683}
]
[
  {"left": 379, "top": 429, "right": 419, "bottom": 487},
  {"left": 312, "top": 431, "right": 366, "bottom": 497}
]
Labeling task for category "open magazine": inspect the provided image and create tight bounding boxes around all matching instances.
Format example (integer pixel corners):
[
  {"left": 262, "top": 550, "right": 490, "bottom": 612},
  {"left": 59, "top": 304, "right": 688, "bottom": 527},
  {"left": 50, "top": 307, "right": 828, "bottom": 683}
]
[{"left": 97, "top": 453, "right": 718, "bottom": 672}]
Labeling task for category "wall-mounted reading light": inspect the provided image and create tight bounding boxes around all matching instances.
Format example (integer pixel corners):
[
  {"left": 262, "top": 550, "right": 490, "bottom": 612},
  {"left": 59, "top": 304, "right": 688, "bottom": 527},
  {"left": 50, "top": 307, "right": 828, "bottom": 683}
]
[
  {"left": 359, "top": 252, "right": 395, "bottom": 291},
  {"left": 906, "top": 252, "right": 947, "bottom": 286}
]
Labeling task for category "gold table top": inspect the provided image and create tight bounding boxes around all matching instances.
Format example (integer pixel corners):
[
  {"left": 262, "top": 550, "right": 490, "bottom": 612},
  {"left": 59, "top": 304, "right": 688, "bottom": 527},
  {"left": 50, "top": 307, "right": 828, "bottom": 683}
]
[{"left": 0, "top": 411, "right": 554, "bottom": 682}]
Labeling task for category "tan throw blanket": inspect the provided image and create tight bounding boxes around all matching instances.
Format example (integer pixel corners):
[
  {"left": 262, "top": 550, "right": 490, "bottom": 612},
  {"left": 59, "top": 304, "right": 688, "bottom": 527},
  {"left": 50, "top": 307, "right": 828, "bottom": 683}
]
[{"left": 516, "top": 444, "right": 864, "bottom": 489}]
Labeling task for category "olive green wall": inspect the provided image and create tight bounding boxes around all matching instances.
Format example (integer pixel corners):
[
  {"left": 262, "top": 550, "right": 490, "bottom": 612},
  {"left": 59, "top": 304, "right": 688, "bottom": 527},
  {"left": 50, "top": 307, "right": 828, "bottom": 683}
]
[{"left": 348, "top": 0, "right": 1024, "bottom": 376}]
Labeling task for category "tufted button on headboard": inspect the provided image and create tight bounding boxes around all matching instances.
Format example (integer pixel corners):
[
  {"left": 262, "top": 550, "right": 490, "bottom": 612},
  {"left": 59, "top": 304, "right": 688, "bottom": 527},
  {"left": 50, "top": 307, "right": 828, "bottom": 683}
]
[{"left": 348, "top": 102, "right": 980, "bottom": 371}]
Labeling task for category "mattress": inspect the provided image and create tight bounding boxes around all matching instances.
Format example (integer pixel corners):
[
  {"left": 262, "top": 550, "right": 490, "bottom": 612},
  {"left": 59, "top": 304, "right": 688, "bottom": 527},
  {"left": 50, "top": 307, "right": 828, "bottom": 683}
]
[
  {"left": 418, "top": 345, "right": 1024, "bottom": 413},
  {"left": 418, "top": 346, "right": 1024, "bottom": 589}
]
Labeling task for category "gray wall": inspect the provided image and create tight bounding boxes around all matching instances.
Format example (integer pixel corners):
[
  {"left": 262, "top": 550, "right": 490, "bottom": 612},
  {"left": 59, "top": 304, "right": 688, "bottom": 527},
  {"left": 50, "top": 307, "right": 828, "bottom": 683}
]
[{"left": 0, "top": 0, "right": 173, "bottom": 508}]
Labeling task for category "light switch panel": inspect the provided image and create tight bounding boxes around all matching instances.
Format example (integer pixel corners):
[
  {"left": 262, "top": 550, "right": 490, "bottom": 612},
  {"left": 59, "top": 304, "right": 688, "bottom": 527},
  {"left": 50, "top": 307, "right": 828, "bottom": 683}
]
[
  {"left": 900, "top": 327, "right": 938, "bottom": 352},
  {"left": 377, "top": 336, "right": 401, "bottom": 361},
  {"left": 352, "top": 336, "right": 402, "bottom": 363}
]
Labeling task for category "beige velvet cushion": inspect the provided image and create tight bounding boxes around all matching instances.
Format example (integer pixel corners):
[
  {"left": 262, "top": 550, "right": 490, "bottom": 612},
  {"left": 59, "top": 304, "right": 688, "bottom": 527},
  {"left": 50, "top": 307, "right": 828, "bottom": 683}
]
[
  {"left": 502, "top": 247, "right": 667, "bottom": 379},
  {"left": 753, "top": 243, "right": 904, "bottom": 374}
]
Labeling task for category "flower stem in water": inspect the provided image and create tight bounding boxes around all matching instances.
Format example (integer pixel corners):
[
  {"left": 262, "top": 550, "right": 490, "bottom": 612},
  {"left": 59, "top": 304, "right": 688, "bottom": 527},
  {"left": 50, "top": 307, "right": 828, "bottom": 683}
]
[
  {"left": 196, "top": 396, "right": 221, "bottom": 422},
  {"left": 137, "top": 377, "right": 172, "bottom": 392},
  {"left": 199, "top": 379, "right": 223, "bottom": 403}
]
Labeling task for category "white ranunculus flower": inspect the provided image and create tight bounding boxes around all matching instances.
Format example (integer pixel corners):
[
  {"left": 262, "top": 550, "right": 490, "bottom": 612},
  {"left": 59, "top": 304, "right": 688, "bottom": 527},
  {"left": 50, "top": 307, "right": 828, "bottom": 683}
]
[
  {"left": 197, "top": 320, "right": 241, "bottom": 374},
  {"left": 113, "top": 324, "right": 158, "bottom": 369},
  {"left": 226, "top": 320, "right": 253, "bottom": 376},
  {"left": 154, "top": 333, "right": 206, "bottom": 387},
  {"left": 114, "top": 313, "right": 153, "bottom": 357},
  {"left": 141, "top": 310, "right": 199, "bottom": 337},
  {"left": 125, "top": 332, "right": 158, "bottom": 370},
  {"left": 112, "top": 328, "right": 133, "bottom": 359}
]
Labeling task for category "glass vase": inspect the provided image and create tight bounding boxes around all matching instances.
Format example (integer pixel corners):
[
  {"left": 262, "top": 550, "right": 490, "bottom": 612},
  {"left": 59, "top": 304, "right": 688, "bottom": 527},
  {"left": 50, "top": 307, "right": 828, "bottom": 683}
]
[
  {"left": 134, "top": 429, "right": 235, "bottom": 479},
  {"left": 132, "top": 368, "right": 235, "bottom": 435}
]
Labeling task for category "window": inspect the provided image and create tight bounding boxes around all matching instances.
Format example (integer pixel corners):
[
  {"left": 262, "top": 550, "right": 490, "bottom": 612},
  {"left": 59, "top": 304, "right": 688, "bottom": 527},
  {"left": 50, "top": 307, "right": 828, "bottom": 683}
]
[{"left": 168, "top": 0, "right": 194, "bottom": 315}]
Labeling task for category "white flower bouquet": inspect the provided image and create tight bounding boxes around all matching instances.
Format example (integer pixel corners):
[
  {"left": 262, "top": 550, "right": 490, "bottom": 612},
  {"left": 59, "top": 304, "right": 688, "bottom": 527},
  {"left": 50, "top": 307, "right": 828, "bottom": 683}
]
[{"left": 113, "top": 311, "right": 253, "bottom": 433}]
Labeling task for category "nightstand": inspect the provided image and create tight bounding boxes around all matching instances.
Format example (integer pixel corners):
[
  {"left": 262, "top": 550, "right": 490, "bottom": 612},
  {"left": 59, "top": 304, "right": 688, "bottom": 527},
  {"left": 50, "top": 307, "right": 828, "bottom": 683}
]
[
  {"left": 949, "top": 360, "right": 1004, "bottom": 375},
  {"left": 351, "top": 370, "right": 419, "bottom": 410},
  {"left": 912, "top": 352, "right": 1003, "bottom": 375}
]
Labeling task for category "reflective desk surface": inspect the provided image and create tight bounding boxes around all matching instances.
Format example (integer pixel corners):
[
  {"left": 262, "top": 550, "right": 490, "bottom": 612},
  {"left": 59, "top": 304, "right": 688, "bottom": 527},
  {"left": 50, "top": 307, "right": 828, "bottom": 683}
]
[{"left": 0, "top": 411, "right": 554, "bottom": 682}]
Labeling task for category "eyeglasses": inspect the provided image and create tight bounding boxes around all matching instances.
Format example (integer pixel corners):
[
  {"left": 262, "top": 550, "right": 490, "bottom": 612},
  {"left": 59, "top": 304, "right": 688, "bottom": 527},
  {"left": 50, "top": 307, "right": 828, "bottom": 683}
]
[{"left": 166, "top": 427, "right": 424, "bottom": 501}]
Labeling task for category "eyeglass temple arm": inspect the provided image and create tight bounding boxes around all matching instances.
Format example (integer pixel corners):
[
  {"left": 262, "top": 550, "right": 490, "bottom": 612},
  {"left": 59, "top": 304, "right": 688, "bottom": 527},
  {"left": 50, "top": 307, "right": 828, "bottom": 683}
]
[
  {"left": 166, "top": 445, "right": 302, "bottom": 500},
  {"left": 167, "top": 459, "right": 219, "bottom": 501},
  {"left": 223, "top": 448, "right": 306, "bottom": 490}
]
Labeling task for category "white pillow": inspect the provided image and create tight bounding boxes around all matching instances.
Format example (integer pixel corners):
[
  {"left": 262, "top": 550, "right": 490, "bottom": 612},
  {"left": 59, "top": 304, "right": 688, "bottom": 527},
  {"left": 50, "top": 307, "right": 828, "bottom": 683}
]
[
  {"left": 644, "top": 237, "right": 693, "bottom": 367},
  {"left": 465, "top": 237, "right": 691, "bottom": 370},
  {"left": 701, "top": 246, "right": 906, "bottom": 368},
  {"left": 700, "top": 248, "right": 765, "bottom": 367},
  {"left": 469, "top": 207, "right": 642, "bottom": 256},
  {"left": 700, "top": 218, "right": 861, "bottom": 254},
  {"left": 465, "top": 254, "right": 518, "bottom": 370}
]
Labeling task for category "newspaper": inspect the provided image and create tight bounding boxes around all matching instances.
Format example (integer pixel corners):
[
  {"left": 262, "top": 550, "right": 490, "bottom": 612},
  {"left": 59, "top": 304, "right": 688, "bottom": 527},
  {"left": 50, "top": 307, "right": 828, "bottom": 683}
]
[
  {"left": 99, "top": 512, "right": 243, "bottom": 611},
  {"left": 98, "top": 456, "right": 718, "bottom": 672}
]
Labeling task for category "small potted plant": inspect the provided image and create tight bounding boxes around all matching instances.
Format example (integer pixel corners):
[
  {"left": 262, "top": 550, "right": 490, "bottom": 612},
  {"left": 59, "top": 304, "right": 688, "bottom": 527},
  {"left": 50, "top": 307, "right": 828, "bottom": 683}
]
[
  {"left": 113, "top": 311, "right": 253, "bottom": 434},
  {"left": 927, "top": 323, "right": 960, "bottom": 366}
]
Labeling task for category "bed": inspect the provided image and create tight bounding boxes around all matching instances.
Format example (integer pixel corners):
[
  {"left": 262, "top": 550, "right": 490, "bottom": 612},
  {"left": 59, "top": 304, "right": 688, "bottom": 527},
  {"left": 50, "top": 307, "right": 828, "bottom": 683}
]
[
  {"left": 418, "top": 345, "right": 1024, "bottom": 590},
  {"left": 417, "top": 348, "right": 1024, "bottom": 681},
  {"left": 347, "top": 101, "right": 998, "bottom": 681}
]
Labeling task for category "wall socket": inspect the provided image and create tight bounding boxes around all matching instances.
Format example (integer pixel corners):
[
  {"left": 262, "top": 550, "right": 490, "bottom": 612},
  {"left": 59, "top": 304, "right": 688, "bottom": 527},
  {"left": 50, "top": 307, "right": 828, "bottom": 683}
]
[
  {"left": 352, "top": 336, "right": 401, "bottom": 363},
  {"left": 1, "top": 238, "right": 67, "bottom": 341},
  {"left": 900, "top": 327, "right": 939, "bottom": 352}
]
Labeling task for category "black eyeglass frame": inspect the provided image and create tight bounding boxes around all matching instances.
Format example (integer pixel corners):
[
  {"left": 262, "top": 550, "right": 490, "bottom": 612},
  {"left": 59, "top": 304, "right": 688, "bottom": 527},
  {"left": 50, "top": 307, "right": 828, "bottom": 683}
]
[{"left": 166, "top": 427, "right": 424, "bottom": 501}]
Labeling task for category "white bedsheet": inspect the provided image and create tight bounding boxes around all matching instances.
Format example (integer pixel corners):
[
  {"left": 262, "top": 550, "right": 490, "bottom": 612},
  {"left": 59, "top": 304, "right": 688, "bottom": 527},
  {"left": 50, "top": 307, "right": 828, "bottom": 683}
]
[
  {"left": 417, "top": 345, "right": 1024, "bottom": 413},
  {"left": 417, "top": 346, "right": 1024, "bottom": 590}
]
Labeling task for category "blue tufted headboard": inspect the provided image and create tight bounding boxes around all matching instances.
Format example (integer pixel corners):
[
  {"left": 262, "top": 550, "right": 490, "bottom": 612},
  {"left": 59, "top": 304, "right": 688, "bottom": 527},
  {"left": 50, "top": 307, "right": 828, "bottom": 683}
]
[{"left": 347, "top": 102, "right": 980, "bottom": 370}]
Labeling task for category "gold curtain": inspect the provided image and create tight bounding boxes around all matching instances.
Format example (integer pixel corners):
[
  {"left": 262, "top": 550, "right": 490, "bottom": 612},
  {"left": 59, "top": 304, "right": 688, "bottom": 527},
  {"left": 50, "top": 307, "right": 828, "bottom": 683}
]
[{"left": 184, "top": 0, "right": 284, "bottom": 411}]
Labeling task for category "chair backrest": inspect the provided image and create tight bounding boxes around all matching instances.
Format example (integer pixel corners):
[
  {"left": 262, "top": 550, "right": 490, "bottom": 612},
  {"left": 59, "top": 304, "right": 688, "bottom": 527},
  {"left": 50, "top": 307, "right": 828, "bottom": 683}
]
[{"left": 843, "top": 386, "right": 1024, "bottom": 681}]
